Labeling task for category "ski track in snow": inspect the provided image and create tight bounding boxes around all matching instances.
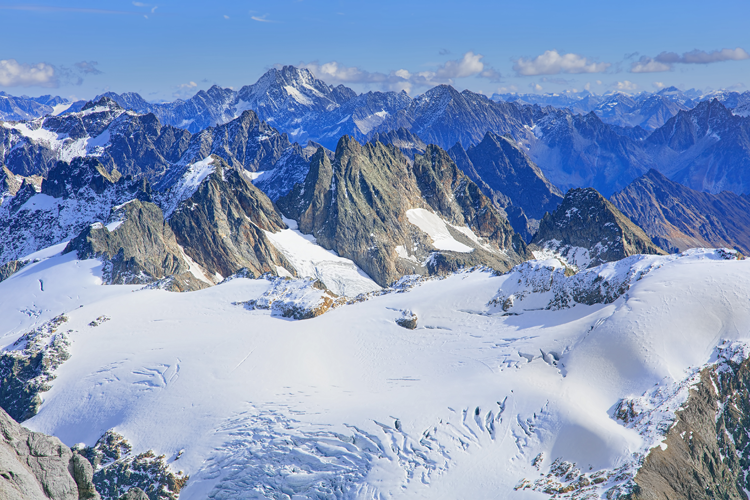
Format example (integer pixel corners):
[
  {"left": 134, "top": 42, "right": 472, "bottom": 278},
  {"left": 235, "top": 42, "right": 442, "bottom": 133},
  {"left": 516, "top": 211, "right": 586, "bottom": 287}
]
[{"left": 0, "top": 247, "right": 749, "bottom": 498}]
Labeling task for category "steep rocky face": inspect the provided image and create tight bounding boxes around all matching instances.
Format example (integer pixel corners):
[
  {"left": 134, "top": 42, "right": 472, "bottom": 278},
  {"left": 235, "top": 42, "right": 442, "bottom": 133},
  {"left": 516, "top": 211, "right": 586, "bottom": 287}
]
[
  {"left": 0, "top": 407, "right": 100, "bottom": 500},
  {"left": 0, "top": 157, "right": 149, "bottom": 266},
  {"left": 459, "top": 131, "right": 563, "bottom": 220},
  {"left": 175, "top": 110, "right": 291, "bottom": 172},
  {"left": 278, "top": 137, "right": 528, "bottom": 287},
  {"left": 611, "top": 169, "right": 750, "bottom": 254},
  {"left": 379, "top": 85, "right": 538, "bottom": 150},
  {"left": 645, "top": 99, "right": 750, "bottom": 194},
  {"left": 254, "top": 142, "right": 321, "bottom": 202},
  {"left": 369, "top": 127, "right": 427, "bottom": 159},
  {"left": 165, "top": 157, "right": 296, "bottom": 281},
  {"left": 627, "top": 351, "right": 750, "bottom": 499},
  {"left": 63, "top": 200, "right": 207, "bottom": 292},
  {"left": 531, "top": 188, "right": 665, "bottom": 269},
  {"left": 524, "top": 110, "right": 655, "bottom": 197}
]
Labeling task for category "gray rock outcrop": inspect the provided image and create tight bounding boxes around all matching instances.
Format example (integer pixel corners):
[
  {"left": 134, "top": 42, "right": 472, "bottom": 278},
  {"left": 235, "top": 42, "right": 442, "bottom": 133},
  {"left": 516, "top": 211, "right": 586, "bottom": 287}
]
[
  {"left": 63, "top": 199, "right": 207, "bottom": 292},
  {"left": 0, "top": 406, "right": 100, "bottom": 500},
  {"left": 278, "top": 136, "right": 529, "bottom": 287}
]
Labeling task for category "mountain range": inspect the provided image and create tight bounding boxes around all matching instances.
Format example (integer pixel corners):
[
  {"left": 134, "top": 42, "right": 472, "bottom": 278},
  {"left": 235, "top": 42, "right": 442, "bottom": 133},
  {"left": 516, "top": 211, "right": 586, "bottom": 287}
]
[{"left": 5, "top": 63, "right": 750, "bottom": 500}]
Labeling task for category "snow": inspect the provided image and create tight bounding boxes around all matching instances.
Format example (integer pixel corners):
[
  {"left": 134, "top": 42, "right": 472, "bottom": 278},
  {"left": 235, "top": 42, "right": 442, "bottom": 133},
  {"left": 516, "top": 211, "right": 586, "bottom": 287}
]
[
  {"left": 2, "top": 247, "right": 750, "bottom": 498},
  {"left": 264, "top": 217, "right": 380, "bottom": 297},
  {"left": 405, "top": 208, "right": 474, "bottom": 253},
  {"left": 284, "top": 86, "right": 314, "bottom": 106},
  {"left": 51, "top": 102, "right": 73, "bottom": 116},
  {"left": 160, "top": 157, "right": 216, "bottom": 218},
  {"left": 354, "top": 110, "right": 389, "bottom": 135}
]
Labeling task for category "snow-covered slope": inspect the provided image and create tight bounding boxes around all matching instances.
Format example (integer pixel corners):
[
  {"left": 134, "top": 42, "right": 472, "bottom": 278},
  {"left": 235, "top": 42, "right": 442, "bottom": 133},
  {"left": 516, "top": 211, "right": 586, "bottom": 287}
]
[{"left": 1, "top": 244, "right": 748, "bottom": 499}]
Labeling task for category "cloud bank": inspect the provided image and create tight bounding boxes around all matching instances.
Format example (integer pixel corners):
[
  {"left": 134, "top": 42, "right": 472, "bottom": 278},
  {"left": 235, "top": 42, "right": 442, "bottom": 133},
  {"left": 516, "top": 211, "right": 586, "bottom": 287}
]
[
  {"left": 0, "top": 59, "right": 56, "bottom": 87},
  {"left": 302, "top": 52, "right": 500, "bottom": 93},
  {"left": 513, "top": 50, "right": 610, "bottom": 76},
  {"left": 631, "top": 47, "right": 749, "bottom": 73}
]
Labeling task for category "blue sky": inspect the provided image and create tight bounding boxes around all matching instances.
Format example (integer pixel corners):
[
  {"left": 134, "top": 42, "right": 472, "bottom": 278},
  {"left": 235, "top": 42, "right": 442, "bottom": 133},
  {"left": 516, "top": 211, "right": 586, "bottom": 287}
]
[{"left": 1, "top": 0, "right": 749, "bottom": 101}]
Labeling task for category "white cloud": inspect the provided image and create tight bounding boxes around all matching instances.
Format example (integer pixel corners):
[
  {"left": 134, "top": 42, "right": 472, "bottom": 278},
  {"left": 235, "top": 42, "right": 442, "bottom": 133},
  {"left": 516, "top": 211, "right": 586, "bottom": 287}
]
[
  {"left": 513, "top": 50, "right": 610, "bottom": 76},
  {"left": 251, "top": 14, "right": 275, "bottom": 23},
  {"left": 179, "top": 81, "right": 197, "bottom": 89},
  {"left": 596, "top": 80, "right": 602, "bottom": 85},
  {"left": 584, "top": 82, "right": 591, "bottom": 91},
  {"left": 495, "top": 85, "right": 518, "bottom": 93},
  {"left": 614, "top": 80, "right": 637, "bottom": 92},
  {"left": 0, "top": 59, "right": 56, "bottom": 87},
  {"left": 224, "top": 14, "right": 229, "bottom": 19},
  {"left": 631, "top": 56, "right": 672, "bottom": 73},
  {"left": 529, "top": 83, "right": 543, "bottom": 92},
  {"left": 652, "top": 81, "right": 666, "bottom": 89},
  {"left": 302, "top": 51, "right": 500, "bottom": 93},
  {"left": 631, "top": 47, "right": 749, "bottom": 73}
]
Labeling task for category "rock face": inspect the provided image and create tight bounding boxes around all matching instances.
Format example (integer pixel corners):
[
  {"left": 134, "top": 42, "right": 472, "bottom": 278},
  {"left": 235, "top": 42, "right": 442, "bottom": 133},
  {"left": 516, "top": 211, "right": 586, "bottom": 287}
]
[
  {"left": 0, "top": 157, "right": 148, "bottom": 267},
  {"left": 370, "top": 128, "right": 427, "bottom": 159},
  {"left": 63, "top": 199, "right": 207, "bottom": 292},
  {"left": 627, "top": 350, "right": 750, "bottom": 499},
  {"left": 645, "top": 99, "right": 750, "bottom": 194},
  {"left": 0, "top": 406, "right": 100, "bottom": 500},
  {"left": 456, "top": 132, "right": 563, "bottom": 220},
  {"left": 174, "top": 110, "right": 291, "bottom": 173},
  {"left": 611, "top": 169, "right": 750, "bottom": 254},
  {"left": 165, "top": 157, "right": 296, "bottom": 281},
  {"left": 531, "top": 188, "right": 665, "bottom": 269},
  {"left": 253, "top": 142, "right": 322, "bottom": 202},
  {"left": 278, "top": 137, "right": 529, "bottom": 287}
]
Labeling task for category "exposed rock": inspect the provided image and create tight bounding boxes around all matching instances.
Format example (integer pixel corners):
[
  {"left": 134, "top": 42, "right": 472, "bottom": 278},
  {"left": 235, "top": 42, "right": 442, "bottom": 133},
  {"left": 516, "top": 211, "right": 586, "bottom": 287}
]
[
  {"left": 165, "top": 157, "right": 296, "bottom": 281},
  {"left": 0, "top": 406, "right": 99, "bottom": 500},
  {"left": 370, "top": 127, "right": 427, "bottom": 159},
  {"left": 396, "top": 310, "right": 418, "bottom": 329},
  {"left": 119, "top": 488, "right": 148, "bottom": 500},
  {"left": 78, "top": 430, "right": 187, "bottom": 500},
  {"left": 453, "top": 131, "right": 563, "bottom": 220},
  {"left": 0, "top": 156, "right": 149, "bottom": 267},
  {"left": 531, "top": 188, "right": 665, "bottom": 269},
  {"left": 278, "top": 137, "right": 528, "bottom": 287},
  {"left": 63, "top": 199, "right": 207, "bottom": 291},
  {"left": 254, "top": 142, "right": 320, "bottom": 201},
  {"left": 645, "top": 99, "right": 750, "bottom": 194},
  {"left": 175, "top": 110, "right": 291, "bottom": 172},
  {"left": 0, "top": 259, "right": 27, "bottom": 283},
  {"left": 238, "top": 277, "right": 344, "bottom": 320},
  {"left": 0, "top": 315, "right": 71, "bottom": 422},
  {"left": 626, "top": 345, "right": 750, "bottom": 499},
  {"left": 611, "top": 169, "right": 750, "bottom": 254}
]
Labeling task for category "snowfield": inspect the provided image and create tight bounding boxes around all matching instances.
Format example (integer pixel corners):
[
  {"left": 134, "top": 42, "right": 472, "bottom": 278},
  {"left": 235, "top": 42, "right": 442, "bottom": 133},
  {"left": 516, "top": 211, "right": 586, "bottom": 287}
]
[{"left": 1, "top": 245, "right": 750, "bottom": 499}]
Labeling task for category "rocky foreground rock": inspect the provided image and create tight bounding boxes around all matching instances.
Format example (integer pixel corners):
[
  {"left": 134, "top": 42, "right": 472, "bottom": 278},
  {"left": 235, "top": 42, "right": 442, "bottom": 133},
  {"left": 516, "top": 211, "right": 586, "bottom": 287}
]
[{"left": 0, "top": 406, "right": 100, "bottom": 500}]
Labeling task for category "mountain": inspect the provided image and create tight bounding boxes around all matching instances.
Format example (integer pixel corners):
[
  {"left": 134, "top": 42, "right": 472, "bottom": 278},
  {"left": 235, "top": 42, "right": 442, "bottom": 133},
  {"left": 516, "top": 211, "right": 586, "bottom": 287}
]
[
  {"left": 611, "top": 169, "right": 750, "bottom": 254},
  {"left": 0, "top": 157, "right": 148, "bottom": 267},
  {"left": 531, "top": 187, "right": 665, "bottom": 268},
  {"left": 452, "top": 131, "right": 563, "bottom": 220},
  {"left": 63, "top": 199, "right": 208, "bottom": 292},
  {"left": 162, "top": 156, "right": 296, "bottom": 282},
  {"left": 522, "top": 110, "right": 655, "bottom": 196},
  {"left": 278, "top": 137, "right": 529, "bottom": 286},
  {"left": 369, "top": 127, "right": 427, "bottom": 159},
  {"left": 646, "top": 99, "right": 750, "bottom": 194},
  {"left": 0, "top": 92, "right": 71, "bottom": 121}
]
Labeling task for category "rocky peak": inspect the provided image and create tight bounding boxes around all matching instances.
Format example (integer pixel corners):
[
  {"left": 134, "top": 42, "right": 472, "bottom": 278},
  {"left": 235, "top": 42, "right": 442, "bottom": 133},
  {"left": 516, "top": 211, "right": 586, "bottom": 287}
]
[
  {"left": 63, "top": 199, "right": 206, "bottom": 291},
  {"left": 611, "top": 169, "right": 750, "bottom": 254},
  {"left": 531, "top": 187, "right": 665, "bottom": 269},
  {"left": 42, "top": 157, "right": 121, "bottom": 199},
  {"left": 278, "top": 136, "right": 528, "bottom": 286},
  {"left": 81, "top": 96, "right": 123, "bottom": 113},
  {"left": 165, "top": 156, "right": 295, "bottom": 281},
  {"left": 464, "top": 131, "right": 563, "bottom": 220}
]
